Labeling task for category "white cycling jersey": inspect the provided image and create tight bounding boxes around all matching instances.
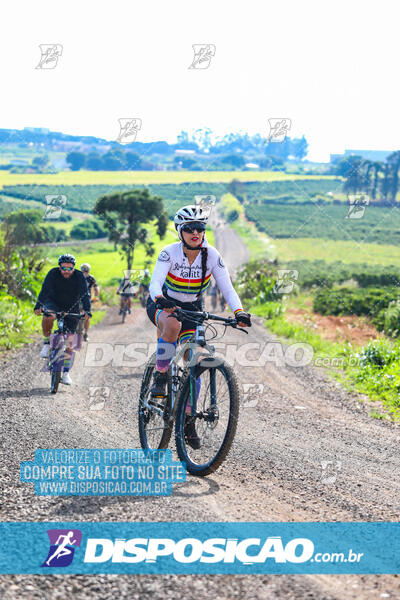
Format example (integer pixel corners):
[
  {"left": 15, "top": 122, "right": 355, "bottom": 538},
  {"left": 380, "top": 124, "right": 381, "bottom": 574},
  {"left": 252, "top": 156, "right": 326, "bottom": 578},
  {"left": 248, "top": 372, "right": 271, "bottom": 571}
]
[
  {"left": 149, "top": 240, "right": 243, "bottom": 314},
  {"left": 118, "top": 278, "right": 136, "bottom": 295}
]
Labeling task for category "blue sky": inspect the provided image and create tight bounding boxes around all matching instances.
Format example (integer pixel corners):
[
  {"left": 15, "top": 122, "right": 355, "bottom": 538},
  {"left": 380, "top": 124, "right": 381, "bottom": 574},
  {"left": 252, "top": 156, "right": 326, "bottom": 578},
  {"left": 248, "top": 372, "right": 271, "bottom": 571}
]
[{"left": 1, "top": 0, "right": 399, "bottom": 161}]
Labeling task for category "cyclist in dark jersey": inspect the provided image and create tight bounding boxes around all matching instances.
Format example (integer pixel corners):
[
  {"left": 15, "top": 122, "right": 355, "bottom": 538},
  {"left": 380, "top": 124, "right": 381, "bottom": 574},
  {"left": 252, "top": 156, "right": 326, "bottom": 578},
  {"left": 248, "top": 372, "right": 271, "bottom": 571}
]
[
  {"left": 34, "top": 254, "right": 91, "bottom": 385},
  {"left": 80, "top": 263, "right": 99, "bottom": 341}
]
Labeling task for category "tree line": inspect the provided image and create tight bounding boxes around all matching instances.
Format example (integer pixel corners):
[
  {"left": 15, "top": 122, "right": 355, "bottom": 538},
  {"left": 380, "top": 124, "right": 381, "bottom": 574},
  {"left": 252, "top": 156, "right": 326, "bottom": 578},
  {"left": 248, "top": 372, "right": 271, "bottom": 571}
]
[{"left": 336, "top": 151, "right": 400, "bottom": 204}]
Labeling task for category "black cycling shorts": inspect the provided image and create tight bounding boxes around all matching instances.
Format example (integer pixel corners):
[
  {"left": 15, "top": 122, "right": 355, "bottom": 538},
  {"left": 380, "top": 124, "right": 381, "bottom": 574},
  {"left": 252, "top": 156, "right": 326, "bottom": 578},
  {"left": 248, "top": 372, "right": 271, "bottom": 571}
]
[
  {"left": 146, "top": 295, "right": 202, "bottom": 345},
  {"left": 45, "top": 302, "right": 80, "bottom": 334}
]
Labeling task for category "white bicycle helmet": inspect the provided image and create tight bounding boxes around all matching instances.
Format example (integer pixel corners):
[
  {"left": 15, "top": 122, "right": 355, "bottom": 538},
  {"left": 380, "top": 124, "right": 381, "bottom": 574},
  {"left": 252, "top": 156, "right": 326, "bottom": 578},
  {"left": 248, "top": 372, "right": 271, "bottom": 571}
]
[
  {"left": 174, "top": 205, "right": 209, "bottom": 239},
  {"left": 80, "top": 263, "right": 91, "bottom": 272}
]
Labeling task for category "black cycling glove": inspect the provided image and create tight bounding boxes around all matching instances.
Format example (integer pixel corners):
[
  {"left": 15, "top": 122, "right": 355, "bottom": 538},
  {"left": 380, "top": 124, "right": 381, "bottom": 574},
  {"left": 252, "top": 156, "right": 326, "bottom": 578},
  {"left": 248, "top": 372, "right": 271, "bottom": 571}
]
[
  {"left": 155, "top": 296, "right": 176, "bottom": 310},
  {"left": 235, "top": 311, "right": 252, "bottom": 327}
]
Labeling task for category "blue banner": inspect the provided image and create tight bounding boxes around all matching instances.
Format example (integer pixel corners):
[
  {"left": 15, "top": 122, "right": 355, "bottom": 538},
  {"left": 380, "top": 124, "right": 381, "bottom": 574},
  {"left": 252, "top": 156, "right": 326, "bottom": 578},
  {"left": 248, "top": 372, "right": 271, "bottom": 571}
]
[{"left": 0, "top": 522, "right": 399, "bottom": 574}]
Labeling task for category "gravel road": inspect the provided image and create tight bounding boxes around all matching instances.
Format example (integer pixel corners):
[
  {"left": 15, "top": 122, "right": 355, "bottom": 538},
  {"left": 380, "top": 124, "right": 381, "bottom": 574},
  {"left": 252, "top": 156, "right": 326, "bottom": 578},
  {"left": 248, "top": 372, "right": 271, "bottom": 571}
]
[{"left": 0, "top": 219, "right": 399, "bottom": 599}]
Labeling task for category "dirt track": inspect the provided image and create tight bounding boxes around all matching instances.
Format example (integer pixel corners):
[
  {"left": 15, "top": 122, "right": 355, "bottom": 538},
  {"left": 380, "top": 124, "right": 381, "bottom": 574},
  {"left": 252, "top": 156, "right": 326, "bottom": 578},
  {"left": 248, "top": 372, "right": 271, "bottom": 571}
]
[{"left": 1, "top": 219, "right": 400, "bottom": 599}]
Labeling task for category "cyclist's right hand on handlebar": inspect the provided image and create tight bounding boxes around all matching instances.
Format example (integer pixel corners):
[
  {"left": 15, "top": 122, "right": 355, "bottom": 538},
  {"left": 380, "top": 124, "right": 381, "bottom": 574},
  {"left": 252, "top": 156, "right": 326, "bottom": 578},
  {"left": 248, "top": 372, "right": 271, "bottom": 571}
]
[
  {"left": 34, "top": 308, "right": 42, "bottom": 315},
  {"left": 235, "top": 311, "right": 252, "bottom": 327},
  {"left": 155, "top": 295, "right": 176, "bottom": 311}
]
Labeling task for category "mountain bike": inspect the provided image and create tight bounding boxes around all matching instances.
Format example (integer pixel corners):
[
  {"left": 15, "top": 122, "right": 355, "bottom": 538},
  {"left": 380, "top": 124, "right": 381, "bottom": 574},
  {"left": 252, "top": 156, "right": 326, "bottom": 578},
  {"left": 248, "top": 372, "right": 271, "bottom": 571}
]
[
  {"left": 118, "top": 294, "right": 130, "bottom": 323},
  {"left": 138, "top": 307, "right": 247, "bottom": 476},
  {"left": 42, "top": 308, "right": 84, "bottom": 394},
  {"left": 211, "top": 293, "right": 217, "bottom": 311},
  {"left": 76, "top": 297, "right": 97, "bottom": 339},
  {"left": 220, "top": 295, "right": 227, "bottom": 312}
]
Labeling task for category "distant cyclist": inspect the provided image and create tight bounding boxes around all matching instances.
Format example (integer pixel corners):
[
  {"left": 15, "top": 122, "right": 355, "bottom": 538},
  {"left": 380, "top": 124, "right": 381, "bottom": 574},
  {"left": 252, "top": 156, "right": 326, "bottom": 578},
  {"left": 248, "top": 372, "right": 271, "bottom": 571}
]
[
  {"left": 139, "top": 268, "right": 151, "bottom": 307},
  {"left": 34, "top": 254, "right": 91, "bottom": 385},
  {"left": 80, "top": 263, "right": 99, "bottom": 341},
  {"left": 117, "top": 275, "right": 136, "bottom": 315},
  {"left": 209, "top": 283, "right": 218, "bottom": 310},
  {"left": 141, "top": 269, "right": 151, "bottom": 293},
  {"left": 146, "top": 205, "right": 251, "bottom": 448}
]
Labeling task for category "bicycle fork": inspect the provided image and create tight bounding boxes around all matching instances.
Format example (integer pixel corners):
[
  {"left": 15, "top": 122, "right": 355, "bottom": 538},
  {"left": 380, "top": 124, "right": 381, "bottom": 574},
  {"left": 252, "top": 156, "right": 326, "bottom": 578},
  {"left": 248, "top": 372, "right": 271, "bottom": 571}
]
[
  {"left": 188, "top": 365, "right": 217, "bottom": 422},
  {"left": 48, "top": 333, "right": 77, "bottom": 373}
]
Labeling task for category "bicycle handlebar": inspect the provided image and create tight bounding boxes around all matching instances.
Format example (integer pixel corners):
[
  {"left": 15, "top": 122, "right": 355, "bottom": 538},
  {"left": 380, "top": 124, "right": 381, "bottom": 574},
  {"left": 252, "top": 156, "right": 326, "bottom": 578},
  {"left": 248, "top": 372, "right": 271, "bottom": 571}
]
[
  {"left": 168, "top": 307, "right": 249, "bottom": 333},
  {"left": 41, "top": 308, "right": 85, "bottom": 318}
]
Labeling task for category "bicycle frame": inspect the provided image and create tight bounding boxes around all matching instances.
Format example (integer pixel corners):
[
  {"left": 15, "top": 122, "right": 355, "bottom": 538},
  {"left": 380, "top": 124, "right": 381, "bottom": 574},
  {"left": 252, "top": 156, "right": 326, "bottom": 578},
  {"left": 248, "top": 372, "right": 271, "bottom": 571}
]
[
  {"left": 42, "top": 310, "right": 84, "bottom": 373},
  {"left": 143, "top": 308, "right": 244, "bottom": 422}
]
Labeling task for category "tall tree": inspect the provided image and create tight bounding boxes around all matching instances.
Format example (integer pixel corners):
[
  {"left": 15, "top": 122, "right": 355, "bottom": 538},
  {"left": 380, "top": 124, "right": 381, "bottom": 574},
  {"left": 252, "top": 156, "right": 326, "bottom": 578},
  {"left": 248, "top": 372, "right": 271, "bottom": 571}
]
[
  {"left": 291, "top": 136, "right": 308, "bottom": 160},
  {"left": 387, "top": 151, "right": 400, "bottom": 203},
  {"left": 370, "top": 162, "right": 383, "bottom": 200},
  {"left": 381, "top": 162, "right": 392, "bottom": 204},
  {"left": 94, "top": 189, "right": 168, "bottom": 271},
  {"left": 66, "top": 151, "right": 86, "bottom": 171},
  {"left": 339, "top": 156, "right": 364, "bottom": 194}
]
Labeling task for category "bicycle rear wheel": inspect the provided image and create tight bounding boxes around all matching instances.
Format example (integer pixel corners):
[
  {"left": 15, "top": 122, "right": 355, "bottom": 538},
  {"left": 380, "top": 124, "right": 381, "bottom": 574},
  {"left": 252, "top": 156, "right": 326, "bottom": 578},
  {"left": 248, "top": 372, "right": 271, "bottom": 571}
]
[
  {"left": 175, "top": 359, "right": 239, "bottom": 476},
  {"left": 138, "top": 353, "right": 173, "bottom": 449}
]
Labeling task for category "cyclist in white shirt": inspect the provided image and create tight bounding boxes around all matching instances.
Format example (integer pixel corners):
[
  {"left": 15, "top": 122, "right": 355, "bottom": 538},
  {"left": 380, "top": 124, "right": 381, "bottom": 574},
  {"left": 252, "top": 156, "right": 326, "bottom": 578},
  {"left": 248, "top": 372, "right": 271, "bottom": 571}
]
[
  {"left": 117, "top": 276, "right": 136, "bottom": 315},
  {"left": 146, "top": 204, "right": 251, "bottom": 448}
]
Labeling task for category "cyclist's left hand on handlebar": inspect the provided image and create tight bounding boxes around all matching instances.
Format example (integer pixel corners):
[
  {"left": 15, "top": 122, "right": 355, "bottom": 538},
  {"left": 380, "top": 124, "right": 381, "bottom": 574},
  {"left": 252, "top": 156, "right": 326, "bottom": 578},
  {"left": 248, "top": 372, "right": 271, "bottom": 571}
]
[
  {"left": 235, "top": 311, "right": 252, "bottom": 327},
  {"left": 155, "top": 296, "right": 176, "bottom": 311}
]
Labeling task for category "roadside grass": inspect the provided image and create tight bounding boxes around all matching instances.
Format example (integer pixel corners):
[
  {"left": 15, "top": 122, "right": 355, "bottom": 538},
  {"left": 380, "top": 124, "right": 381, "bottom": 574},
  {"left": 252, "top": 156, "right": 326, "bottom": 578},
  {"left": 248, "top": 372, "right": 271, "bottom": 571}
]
[
  {"left": 217, "top": 196, "right": 400, "bottom": 419},
  {"left": 0, "top": 289, "right": 110, "bottom": 351},
  {"left": 0, "top": 297, "right": 42, "bottom": 350},
  {"left": 0, "top": 170, "right": 338, "bottom": 188},
  {"left": 250, "top": 299, "right": 400, "bottom": 420}
]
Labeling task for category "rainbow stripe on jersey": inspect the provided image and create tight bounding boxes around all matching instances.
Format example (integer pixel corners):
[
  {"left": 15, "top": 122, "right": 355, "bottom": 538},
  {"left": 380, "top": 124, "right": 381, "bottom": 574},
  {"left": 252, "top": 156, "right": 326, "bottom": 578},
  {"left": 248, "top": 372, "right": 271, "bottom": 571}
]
[{"left": 165, "top": 271, "right": 212, "bottom": 295}]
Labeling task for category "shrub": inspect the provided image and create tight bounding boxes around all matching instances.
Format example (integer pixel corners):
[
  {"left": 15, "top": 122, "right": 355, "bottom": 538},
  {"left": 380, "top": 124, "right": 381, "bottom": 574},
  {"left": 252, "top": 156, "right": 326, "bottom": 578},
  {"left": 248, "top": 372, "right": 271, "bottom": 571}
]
[{"left": 313, "top": 287, "right": 400, "bottom": 323}]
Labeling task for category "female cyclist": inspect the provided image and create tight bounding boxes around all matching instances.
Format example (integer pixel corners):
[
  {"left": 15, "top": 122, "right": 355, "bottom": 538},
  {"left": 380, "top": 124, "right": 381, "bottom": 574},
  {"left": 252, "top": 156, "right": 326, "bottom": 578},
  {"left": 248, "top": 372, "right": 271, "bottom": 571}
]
[{"left": 146, "top": 205, "right": 251, "bottom": 448}]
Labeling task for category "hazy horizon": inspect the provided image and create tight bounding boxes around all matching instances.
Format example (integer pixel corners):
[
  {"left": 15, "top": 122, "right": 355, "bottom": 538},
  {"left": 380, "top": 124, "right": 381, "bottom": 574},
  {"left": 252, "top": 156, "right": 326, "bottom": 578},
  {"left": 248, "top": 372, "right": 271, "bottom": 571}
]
[{"left": 1, "top": 0, "right": 399, "bottom": 162}]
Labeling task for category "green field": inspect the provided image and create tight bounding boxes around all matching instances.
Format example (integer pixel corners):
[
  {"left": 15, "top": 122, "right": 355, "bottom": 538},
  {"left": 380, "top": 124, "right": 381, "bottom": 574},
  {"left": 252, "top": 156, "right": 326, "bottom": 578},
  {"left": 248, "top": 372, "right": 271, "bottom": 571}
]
[
  {"left": 240, "top": 178, "right": 344, "bottom": 203},
  {"left": 245, "top": 203, "right": 400, "bottom": 245},
  {"left": 0, "top": 170, "right": 338, "bottom": 187},
  {"left": 0, "top": 183, "right": 228, "bottom": 215},
  {"left": 273, "top": 237, "right": 400, "bottom": 267},
  {"left": 219, "top": 194, "right": 400, "bottom": 268},
  {"left": 43, "top": 223, "right": 215, "bottom": 286}
]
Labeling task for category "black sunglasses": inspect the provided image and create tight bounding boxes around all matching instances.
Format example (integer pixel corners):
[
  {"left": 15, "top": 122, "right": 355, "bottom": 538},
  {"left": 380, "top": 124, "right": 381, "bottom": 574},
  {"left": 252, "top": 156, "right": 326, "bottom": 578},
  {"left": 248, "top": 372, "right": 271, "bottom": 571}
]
[{"left": 181, "top": 222, "right": 206, "bottom": 233}]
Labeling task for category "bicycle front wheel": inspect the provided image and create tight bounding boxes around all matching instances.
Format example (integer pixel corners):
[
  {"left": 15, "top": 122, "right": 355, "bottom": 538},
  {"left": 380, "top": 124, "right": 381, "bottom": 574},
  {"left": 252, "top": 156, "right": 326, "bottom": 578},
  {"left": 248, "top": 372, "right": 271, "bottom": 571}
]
[
  {"left": 138, "top": 353, "right": 173, "bottom": 450},
  {"left": 76, "top": 318, "right": 84, "bottom": 337},
  {"left": 51, "top": 371, "right": 61, "bottom": 394},
  {"left": 175, "top": 359, "right": 239, "bottom": 476}
]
